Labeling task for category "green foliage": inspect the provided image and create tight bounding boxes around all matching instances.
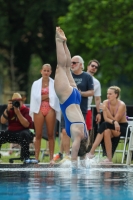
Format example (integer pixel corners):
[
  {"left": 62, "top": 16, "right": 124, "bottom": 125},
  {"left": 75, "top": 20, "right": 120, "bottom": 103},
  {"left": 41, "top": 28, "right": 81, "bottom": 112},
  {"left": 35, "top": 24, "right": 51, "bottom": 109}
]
[
  {"left": 58, "top": 0, "right": 133, "bottom": 104},
  {"left": 27, "top": 54, "right": 43, "bottom": 102},
  {"left": 0, "top": 0, "right": 133, "bottom": 103},
  {"left": 0, "top": 0, "right": 69, "bottom": 94}
]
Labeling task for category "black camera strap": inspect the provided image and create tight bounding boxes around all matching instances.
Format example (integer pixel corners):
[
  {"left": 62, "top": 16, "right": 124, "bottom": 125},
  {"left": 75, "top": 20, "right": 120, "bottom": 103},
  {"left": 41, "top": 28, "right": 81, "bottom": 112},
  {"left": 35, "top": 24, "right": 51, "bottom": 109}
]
[{"left": 3, "top": 112, "right": 8, "bottom": 120}]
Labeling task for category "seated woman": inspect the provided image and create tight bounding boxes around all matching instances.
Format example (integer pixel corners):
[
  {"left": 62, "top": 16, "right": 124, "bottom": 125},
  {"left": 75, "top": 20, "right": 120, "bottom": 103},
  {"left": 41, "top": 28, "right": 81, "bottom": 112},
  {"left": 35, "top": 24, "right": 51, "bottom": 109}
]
[
  {"left": 87, "top": 86, "right": 128, "bottom": 164},
  {"left": 54, "top": 27, "right": 89, "bottom": 168}
]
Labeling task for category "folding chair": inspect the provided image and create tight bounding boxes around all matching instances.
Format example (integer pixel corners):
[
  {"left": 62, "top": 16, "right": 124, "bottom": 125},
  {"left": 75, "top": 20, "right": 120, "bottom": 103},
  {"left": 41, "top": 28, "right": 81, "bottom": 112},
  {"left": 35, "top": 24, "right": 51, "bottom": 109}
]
[
  {"left": 126, "top": 117, "right": 133, "bottom": 165},
  {"left": 97, "top": 118, "right": 133, "bottom": 163},
  {"left": 121, "top": 117, "right": 133, "bottom": 164}
]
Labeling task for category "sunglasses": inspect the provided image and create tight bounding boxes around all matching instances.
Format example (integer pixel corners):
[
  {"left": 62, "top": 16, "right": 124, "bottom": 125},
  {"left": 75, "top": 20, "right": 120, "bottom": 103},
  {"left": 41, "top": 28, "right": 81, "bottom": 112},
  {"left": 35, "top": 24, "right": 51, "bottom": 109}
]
[
  {"left": 91, "top": 64, "right": 98, "bottom": 69},
  {"left": 71, "top": 62, "right": 79, "bottom": 65}
]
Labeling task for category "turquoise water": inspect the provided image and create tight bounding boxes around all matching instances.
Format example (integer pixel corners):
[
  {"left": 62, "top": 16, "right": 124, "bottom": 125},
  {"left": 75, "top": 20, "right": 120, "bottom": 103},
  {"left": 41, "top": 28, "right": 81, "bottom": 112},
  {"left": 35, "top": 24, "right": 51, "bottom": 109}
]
[{"left": 0, "top": 166, "right": 133, "bottom": 200}]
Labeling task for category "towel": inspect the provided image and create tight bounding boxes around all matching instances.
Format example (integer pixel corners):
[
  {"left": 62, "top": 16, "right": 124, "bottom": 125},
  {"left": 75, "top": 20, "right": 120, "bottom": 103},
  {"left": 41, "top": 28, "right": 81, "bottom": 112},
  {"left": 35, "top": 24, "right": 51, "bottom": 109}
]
[{"left": 29, "top": 77, "right": 61, "bottom": 121}]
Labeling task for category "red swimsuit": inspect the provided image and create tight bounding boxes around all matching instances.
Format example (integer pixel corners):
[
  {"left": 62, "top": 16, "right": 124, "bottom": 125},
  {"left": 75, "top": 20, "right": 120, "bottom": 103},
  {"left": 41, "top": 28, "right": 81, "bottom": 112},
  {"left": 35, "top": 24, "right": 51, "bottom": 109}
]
[{"left": 40, "top": 87, "right": 51, "bottom": 116}]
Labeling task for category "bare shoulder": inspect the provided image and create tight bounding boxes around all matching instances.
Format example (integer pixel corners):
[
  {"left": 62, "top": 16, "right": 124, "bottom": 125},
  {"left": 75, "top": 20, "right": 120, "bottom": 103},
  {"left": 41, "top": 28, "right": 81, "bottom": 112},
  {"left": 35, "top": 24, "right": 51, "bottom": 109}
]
[
  {"left": 103, "top": 100, "right": 108, "bottom": 105},
  {"left": 119, "top": 100, "right": 126, "bottom": 107}
]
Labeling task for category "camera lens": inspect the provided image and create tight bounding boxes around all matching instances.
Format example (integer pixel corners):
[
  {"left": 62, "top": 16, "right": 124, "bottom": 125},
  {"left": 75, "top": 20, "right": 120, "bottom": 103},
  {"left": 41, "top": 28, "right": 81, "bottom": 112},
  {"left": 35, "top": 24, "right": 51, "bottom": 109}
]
[{"left": 12, "top": 101, "right": 20, "bottom": 108}]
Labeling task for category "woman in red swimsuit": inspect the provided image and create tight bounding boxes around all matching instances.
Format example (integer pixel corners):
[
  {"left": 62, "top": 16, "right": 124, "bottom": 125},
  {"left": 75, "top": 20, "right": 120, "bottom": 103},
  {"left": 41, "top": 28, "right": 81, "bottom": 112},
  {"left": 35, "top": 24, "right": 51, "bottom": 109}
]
[
  {"left": 87, "top": 86, "right": 128, "bottom": 164},
  {"left": 30, "top": 64, "right": 60, "bottom": 165}
]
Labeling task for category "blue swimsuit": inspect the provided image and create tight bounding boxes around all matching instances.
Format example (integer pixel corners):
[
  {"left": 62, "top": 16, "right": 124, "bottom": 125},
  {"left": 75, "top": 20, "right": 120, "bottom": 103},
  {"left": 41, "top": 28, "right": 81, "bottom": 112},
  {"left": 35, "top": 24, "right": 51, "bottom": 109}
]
[{"left": 60, "top": 88, "right": 88, "bottom": 138}]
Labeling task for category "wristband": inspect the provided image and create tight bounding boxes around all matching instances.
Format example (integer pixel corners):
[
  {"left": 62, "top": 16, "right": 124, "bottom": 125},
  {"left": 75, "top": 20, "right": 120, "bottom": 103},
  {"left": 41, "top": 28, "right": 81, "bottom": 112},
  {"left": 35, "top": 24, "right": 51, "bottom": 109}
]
[
  {"left": 3, "top": 113, "right": 8, "bottom": 120},
  {"left": 97, "top": 112, "right": 101, "bottom": 114}
]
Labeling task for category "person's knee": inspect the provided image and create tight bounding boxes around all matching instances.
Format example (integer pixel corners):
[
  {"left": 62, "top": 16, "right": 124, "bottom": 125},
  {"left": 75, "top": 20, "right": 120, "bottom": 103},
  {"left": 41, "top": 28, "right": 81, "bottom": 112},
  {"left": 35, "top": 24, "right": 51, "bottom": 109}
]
[
  {"left": 104, "top": 129, "right": 111, "bottom": 138},
  {"left": 62, "top": 128, "right": 67, "bottom": 136},
  {"left": 47, "top": 133, "right": 54, "bottom": 141},
  {"left": 35, "top": 131, "right": 43, "bottom": 140},
  {"left": 61, "top": 129, "right": 70, "bottom": 142},
  {"left": 20, "top": 130, "right": 30, "bottom": 138}
]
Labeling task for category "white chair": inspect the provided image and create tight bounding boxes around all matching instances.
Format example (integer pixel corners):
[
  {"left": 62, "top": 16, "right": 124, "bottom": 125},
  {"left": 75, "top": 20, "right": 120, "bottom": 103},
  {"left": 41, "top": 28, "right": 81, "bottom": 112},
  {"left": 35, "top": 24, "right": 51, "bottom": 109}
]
[
  {"left": 126, "top": 117, "right": 133, "bottom": 165},
  {"left": 97, "top": 117, "right": 133, "bottom": 164},
  {"left": 121, "top": 117, "right": 133, "bottom": 164}
]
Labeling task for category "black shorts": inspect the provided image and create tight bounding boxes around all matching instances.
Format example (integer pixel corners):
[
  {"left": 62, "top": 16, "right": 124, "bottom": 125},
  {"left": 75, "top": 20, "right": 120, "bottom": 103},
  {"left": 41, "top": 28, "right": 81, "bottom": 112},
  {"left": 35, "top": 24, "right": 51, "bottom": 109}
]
[{"left": 98, "top": 122, "right": 129, "bottom": 137}]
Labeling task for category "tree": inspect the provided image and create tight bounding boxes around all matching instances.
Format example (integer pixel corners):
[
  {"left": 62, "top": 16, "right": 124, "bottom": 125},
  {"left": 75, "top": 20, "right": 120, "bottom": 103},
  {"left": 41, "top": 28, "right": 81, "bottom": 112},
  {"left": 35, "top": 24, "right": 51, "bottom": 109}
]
[
  {"left": 0, "top": 0, "right": 69, "bottom": 94},
  {"left": 58, "top": 0, "right": 133, "bottom": 103}
]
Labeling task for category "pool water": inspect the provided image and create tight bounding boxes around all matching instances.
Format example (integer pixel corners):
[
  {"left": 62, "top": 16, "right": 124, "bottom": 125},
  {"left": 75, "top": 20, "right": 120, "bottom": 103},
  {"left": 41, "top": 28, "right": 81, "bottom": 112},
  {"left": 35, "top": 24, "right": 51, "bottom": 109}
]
[{"left": 0, "top": 165, "right": 133, "bottom": 200}]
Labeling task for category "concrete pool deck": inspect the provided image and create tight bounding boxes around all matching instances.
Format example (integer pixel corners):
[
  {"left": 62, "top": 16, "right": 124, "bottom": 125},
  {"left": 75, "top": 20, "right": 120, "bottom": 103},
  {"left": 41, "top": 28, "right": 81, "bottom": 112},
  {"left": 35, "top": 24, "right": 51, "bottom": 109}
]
[{"left": 0, "top": 163, "right": 133, "bottom": 168}]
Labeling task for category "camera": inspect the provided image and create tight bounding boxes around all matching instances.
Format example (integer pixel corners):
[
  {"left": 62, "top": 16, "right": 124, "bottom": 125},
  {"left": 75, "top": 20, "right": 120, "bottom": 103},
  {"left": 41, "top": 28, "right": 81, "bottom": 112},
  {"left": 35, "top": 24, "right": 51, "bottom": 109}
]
[{"left": 12, "top": 101, "right": 20, "bottom": 108}]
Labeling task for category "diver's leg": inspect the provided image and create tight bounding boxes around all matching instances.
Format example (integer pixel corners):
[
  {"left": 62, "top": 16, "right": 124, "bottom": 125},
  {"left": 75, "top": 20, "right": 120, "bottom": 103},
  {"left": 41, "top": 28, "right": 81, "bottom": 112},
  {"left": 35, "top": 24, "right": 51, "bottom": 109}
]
[
  {"left": 55, "top": 27, "right": 73, "bottom": 103},
  {"left": 63, "top": 41, "right": 77, "bottom": 88}
]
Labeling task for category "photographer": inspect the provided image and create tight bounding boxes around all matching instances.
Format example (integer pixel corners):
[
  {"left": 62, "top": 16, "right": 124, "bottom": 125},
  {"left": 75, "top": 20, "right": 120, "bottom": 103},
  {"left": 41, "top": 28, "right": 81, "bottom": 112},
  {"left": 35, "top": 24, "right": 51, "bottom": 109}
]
[{"left": 0, "top": 93, "right": 34, "bottom": 162}]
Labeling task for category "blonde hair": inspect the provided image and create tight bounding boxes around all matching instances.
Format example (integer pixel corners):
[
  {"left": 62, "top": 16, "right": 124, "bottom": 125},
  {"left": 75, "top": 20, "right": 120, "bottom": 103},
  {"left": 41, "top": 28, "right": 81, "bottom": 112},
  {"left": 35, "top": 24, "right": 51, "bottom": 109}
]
[
  {"left": 42, "top": 64, "right": 51, "bottom": 69},
  {"left": 108, "top": 86, "right": 121, "bottom": 99}
]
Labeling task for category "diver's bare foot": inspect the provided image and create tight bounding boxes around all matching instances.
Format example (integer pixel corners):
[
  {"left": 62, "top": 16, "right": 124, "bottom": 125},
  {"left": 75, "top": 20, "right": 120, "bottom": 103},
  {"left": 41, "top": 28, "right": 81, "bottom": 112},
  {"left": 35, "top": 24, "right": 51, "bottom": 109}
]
[{"left": 56, "top": 27, "right": 67, "bottom": 42}]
